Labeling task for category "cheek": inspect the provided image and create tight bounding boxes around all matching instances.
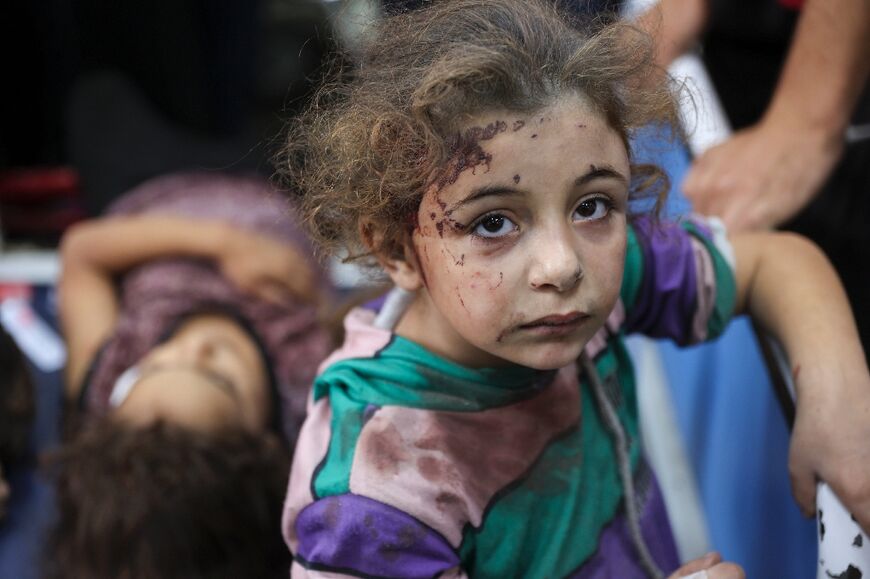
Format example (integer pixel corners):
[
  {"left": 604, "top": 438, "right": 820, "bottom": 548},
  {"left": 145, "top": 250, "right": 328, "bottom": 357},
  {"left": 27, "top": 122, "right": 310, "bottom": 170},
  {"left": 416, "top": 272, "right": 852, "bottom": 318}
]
[{"left": 586, "top": 240, "right": 626, "bottom": 306}]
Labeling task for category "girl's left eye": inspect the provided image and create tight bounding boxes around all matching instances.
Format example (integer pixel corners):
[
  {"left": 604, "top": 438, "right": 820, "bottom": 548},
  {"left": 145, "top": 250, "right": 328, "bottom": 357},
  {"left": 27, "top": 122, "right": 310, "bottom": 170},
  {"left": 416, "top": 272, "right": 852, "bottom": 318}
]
[
  {"left": 573, "top": 197, "right": 612, "bottom": 222},
  {"left": 471, "top": 213, "right": 518, "bottom": 238}
]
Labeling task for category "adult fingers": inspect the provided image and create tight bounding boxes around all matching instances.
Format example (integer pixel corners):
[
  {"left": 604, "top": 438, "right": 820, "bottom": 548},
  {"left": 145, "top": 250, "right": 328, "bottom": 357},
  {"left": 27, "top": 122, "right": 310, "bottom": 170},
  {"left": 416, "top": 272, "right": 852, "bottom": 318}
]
[
  {"left": 789, "top": 449, "right": 818, "bottom": 519},
  {"left": 825, "top": 467, "right": 870, "bottom": 534},
  {"left": 670, "top": 552, "right": 721, "bottom": 577},
  {"left": 706, "top": 562, "right": 745, "bottom": 579}
]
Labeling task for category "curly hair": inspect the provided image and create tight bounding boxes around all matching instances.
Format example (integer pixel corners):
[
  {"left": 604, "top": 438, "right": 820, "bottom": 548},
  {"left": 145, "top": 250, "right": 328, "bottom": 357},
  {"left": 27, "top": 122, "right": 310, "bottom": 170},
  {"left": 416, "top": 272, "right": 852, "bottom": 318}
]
[
  {"left": 43, "top": 420, "right": 291, "bottom": 579},
  {"left": 276, "top": 0, "right": 679, "bottom": 266}
]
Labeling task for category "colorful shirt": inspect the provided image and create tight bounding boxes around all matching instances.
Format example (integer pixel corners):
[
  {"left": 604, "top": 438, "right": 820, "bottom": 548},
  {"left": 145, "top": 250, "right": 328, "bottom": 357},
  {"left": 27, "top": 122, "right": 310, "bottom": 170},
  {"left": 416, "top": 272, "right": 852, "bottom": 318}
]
[{"left": 283, "top": 217, "right": 736, "bottom": 578}]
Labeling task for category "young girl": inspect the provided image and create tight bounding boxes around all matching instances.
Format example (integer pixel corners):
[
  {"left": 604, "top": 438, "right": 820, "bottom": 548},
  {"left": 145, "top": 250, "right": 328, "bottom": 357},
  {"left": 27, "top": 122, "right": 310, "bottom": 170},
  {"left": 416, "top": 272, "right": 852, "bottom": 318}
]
[{"left": 278, "top": 1, "right": 870, "bottom": 577}]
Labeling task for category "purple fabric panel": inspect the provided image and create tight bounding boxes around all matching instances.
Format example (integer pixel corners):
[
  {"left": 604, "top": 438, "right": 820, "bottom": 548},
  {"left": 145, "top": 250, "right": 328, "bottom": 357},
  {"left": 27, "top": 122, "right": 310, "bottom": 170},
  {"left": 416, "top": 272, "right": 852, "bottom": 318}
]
[
  {"left": 295, "top": 493, "right": 460, "bottom": 578},
  {"left": 569, "top": 475, "right": 680, "bottom": 579},
  {"left": 624, "top": 217, "right": 698, "bottom": 345}
]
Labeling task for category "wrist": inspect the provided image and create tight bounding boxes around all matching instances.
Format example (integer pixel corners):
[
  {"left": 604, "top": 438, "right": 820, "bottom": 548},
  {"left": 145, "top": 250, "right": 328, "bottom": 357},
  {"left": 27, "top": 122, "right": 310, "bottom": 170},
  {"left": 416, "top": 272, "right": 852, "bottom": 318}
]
[{"left": 762, "top": 100, "right": 849, "bottom": 150}]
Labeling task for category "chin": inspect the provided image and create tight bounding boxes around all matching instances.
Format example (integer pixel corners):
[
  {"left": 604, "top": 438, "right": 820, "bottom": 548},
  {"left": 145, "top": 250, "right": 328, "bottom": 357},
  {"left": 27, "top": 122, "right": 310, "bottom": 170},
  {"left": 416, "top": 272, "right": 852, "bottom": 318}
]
[{"left": 507, "top": 345, "right": 585, "bottom": 371}]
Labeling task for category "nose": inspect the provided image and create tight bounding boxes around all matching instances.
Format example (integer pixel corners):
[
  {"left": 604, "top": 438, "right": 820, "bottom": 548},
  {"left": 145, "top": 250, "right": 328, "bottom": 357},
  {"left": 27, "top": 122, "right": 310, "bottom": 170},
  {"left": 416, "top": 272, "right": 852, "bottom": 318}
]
[
  {"left": 528, "top": 226, "right": 583, "bottom": 292},
  {"left": 174, "top": 334, "right": 216, "bottom": 365}
]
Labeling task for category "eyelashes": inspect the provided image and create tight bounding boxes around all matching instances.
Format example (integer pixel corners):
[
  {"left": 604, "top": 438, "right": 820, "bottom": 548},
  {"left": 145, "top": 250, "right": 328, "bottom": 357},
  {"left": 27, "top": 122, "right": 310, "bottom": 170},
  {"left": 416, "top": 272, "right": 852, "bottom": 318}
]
[
  {"left": 573, "top": 196, "right": 613, "bottom": 222},
  {"left": 468, "top": 194, "right": 614, "bottom": 241},
  {"left": 471, "top": 213, "right": 519, "bottom": 239}
]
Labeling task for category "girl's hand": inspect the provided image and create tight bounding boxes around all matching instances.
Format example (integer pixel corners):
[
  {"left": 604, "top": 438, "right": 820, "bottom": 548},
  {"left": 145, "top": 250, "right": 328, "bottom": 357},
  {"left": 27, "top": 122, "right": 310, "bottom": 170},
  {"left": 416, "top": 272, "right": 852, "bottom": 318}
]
[
  {"left": 219, "top": 229, "right": 318, "bottom": 305},
  {"left": 789, "top": 367, "right": 870, "bottom": 533},
  {"left": 668, "top": 552, "right": 745, "bottom": 579}
]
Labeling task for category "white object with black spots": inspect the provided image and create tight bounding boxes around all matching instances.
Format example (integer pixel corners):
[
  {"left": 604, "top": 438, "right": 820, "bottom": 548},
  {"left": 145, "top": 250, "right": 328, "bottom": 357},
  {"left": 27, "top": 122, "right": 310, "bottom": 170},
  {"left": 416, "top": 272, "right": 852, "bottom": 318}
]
[{"left": 818, "top": 481, "right": 868, "bottom": 579}]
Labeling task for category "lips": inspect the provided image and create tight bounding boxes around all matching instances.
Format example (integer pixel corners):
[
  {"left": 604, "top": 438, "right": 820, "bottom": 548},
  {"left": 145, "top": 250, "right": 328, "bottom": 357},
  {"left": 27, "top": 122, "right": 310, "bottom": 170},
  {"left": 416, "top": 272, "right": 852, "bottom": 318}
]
[{"left": 520, "top": 311, "right": 589, "bottom": 329}]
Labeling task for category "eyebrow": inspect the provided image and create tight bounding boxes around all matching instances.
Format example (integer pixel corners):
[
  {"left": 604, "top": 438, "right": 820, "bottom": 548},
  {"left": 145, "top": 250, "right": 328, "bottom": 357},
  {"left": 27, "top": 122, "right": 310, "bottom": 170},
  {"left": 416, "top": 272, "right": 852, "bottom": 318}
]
[
  {"left": 575, "top": 165, "right": 629, "bottom": 187},
  {"left": 144, "top": 365, "right": 240, "bottom": 401},
  {"left": 453, "top": 164, "right": 628, "bottom": 210}
]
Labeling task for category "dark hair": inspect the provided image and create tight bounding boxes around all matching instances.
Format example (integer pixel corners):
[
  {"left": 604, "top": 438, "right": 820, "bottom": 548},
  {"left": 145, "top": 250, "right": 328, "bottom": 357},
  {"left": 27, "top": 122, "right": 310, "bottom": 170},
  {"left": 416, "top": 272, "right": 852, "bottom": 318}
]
[
  {"left": 277, "top": 0, "right": 678, "bottom": 265},
  {"left": 44, "top": 420, "right": 291, "bottom": 579},
  {"left": 0, "top": 325, "right": 35, "bottom": 468}
]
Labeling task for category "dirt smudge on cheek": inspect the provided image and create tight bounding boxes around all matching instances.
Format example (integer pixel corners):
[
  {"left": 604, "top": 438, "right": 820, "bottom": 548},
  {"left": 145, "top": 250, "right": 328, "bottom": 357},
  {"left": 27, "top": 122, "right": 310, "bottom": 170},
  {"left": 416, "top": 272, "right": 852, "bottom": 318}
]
[
  {"left": 513, "top": 174, "right": 521, "bottom": 184},
  {"left": 490, "top": 271, "right": 503, "bottom": 289},
  {"left": 455, "top": 286, "right": 469, "bottom": 314},
  {"left": 531, "top": 134, "right": 538, "bottom": 139},
  {"left": 512, "top": 120, "right": 525, "bottom": 131}
]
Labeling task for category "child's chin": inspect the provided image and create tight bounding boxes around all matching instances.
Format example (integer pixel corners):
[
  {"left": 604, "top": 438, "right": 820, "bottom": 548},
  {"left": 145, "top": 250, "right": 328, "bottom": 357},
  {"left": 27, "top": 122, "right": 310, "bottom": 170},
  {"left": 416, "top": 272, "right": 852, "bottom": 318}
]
[{"left": 509, "top": 347, "right": 583, "bottom": 371}]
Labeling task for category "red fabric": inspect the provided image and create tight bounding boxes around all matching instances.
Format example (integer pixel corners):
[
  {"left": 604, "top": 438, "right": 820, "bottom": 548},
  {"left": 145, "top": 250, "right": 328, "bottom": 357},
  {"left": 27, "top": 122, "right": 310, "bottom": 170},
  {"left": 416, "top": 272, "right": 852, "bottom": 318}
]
[{"left": 778, "top": 0, "right": 804, "bottom": 10}]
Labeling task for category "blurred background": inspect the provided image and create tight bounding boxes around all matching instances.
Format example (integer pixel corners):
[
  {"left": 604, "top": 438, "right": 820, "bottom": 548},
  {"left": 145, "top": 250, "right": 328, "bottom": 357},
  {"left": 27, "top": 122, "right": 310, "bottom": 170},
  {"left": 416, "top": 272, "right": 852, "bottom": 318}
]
[{"left": 1, "top": 0, "right": 866, "bottom": 578}]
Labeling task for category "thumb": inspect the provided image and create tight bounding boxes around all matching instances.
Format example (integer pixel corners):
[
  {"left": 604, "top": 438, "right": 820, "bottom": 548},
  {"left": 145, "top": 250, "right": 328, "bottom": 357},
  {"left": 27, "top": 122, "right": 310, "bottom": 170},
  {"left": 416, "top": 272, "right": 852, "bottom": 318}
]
[
  {"left": 670, "top": 552, "right": 720, "bottom": 578},
  {"left": 789, "top": 451, "right": 818, "bottom": 518}
]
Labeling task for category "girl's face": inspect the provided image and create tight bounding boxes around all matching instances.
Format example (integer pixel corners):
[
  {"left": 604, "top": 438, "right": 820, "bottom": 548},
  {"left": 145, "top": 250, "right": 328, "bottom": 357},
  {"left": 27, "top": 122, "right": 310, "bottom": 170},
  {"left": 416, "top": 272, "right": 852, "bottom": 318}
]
[
  {"left": 115, "top": 314, "right": 270, "bottom": 432},
  {"left": 391, "top": 95, "right": 630, "bottom": 370}
]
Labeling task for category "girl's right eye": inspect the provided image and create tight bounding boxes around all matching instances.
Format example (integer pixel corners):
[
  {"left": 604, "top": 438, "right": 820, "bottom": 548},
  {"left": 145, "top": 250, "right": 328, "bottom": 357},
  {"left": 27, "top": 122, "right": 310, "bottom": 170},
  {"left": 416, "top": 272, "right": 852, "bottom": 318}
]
[{"left": 472, "top": 213, "right": 517, "bottom": 238}]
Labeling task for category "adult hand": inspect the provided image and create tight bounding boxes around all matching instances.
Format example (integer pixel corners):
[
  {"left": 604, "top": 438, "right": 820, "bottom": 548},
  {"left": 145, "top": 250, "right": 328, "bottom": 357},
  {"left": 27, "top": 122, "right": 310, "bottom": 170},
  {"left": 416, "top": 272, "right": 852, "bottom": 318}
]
[
  {"left": 683, "top": 115, "right": 843, "bottom": 232},
  {"left": 789, "top": 368, "right": 870, "bottom": 534},
  {"left": 668, "top": 552, "right": 745, "bottom": 579},
  {"left": 219, "top": 229, "right": 318, "bottom": 305}
]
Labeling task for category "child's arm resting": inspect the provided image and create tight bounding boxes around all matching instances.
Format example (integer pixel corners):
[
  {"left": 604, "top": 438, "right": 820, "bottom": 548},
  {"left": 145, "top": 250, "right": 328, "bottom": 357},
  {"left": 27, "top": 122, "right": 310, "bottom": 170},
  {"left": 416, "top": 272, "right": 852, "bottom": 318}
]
[
  {"left": 290, "top": 494, "right": 466, "bottom": 578},
  {"left": 58, "top": 215, "right": 234, "bottom": 394},
  {"left": 732, "top": 231, "right": 870, "bottom": 532}
]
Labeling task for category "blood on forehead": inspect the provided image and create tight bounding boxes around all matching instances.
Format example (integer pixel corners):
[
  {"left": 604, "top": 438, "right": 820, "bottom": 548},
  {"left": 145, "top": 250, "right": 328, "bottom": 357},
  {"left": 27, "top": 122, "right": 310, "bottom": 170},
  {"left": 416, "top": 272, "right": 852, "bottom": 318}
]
[{"left": 433, "top": 120, "right": 508, "bottom": 191}]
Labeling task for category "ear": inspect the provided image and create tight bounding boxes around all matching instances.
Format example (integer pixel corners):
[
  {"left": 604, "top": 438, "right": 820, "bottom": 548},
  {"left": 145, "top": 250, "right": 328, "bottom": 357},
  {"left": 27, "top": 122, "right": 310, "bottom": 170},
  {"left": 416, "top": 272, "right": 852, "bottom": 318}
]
[{"left": 360, "top": 221, "right": 425, "bottom": 292}]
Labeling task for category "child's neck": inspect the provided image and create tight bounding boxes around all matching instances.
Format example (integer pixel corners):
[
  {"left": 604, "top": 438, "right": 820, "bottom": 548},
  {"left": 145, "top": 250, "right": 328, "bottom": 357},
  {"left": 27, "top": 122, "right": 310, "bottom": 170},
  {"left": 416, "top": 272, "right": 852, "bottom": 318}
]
[{"left": 394, "top": 290, "right": 514, "bottom": 369}]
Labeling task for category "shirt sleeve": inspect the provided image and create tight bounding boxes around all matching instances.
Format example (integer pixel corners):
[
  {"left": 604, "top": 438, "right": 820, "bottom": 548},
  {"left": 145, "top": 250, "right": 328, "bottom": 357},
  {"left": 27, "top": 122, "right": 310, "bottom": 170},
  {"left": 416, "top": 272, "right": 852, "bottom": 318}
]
[
  {"left": 620, "top": 215, "right": 736, "bottom": 344},
  {"left": 291, "top": 493, "right": 465, "bottom": 578}
]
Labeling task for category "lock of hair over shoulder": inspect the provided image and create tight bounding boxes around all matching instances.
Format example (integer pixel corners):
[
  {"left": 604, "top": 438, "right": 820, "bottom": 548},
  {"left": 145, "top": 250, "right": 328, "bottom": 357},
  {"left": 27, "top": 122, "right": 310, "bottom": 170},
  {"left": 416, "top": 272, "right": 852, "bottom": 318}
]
[{"left": 276, "top": 0, "right": 680, "bottom": 266}]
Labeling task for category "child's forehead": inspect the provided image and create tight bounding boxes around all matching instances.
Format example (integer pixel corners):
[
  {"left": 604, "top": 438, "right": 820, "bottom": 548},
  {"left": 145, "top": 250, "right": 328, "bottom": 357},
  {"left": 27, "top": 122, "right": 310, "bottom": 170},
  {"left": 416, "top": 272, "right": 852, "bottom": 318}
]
[{"left": 455, "top": 94, "right": 603, "bottom": 130}]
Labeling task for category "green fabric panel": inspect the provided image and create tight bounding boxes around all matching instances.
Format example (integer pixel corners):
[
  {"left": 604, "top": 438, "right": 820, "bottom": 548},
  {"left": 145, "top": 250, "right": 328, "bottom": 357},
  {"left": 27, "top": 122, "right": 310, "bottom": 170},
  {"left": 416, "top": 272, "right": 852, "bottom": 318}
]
[
  {"left": 620, "top": 224, "right": 644, "bottom": 310},
  {"left": 682, "top": 220, "right": 737, "bottom": 339},
  {"left": 313, "top": 337, "right": 545, "bottom": 411},
  {"left": 310, "top": 389, "right": 367, "bottom": 499},
  {"left": 457, "top": 346, "right": 641, "bottom": 578}
]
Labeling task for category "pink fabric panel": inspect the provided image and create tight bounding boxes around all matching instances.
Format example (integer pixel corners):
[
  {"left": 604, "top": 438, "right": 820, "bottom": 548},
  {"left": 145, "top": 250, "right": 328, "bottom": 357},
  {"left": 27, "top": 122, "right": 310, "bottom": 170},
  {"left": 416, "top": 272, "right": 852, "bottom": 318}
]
[{"left": 347, "top": 365, "right": 581, "bottom": 547}]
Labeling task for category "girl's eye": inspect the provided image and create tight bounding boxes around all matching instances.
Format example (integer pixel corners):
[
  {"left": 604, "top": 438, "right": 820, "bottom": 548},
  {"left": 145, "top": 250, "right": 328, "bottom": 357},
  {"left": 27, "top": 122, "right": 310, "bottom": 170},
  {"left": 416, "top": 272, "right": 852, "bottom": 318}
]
[
  {"left": 574, "top": 197, "right": 612, "bottom": 222},
  {"left": 472, "top": 213, "right": 517, "bottom": 238}
]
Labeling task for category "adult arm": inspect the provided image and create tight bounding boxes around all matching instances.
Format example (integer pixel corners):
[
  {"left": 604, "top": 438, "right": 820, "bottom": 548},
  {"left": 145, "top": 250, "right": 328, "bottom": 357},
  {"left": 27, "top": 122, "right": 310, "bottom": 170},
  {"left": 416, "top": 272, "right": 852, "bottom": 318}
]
[
  {"left": 684, "top": 0, "right": 870, "bottom": 231},
  {"left": 732, "top": 231, "right": 870, "bottom": 531},
  {"left": 59, "top": 215, "right": 315, "bottom": 397},
  {"left": 634, "top": 0, "right": 708, "bottom": 72}
]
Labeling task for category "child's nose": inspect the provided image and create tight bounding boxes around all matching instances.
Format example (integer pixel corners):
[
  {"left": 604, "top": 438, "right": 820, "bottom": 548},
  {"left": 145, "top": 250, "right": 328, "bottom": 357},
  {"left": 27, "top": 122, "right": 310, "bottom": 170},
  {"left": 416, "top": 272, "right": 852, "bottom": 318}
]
[{"left": 528, "top": 230, "right": 583, "bottom": 292}]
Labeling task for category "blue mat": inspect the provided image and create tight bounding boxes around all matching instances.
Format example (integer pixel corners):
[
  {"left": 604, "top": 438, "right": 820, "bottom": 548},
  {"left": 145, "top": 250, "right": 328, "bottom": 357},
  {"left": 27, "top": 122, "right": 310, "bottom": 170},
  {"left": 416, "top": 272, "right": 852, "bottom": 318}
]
[{"left": 633, "top": 125, "right": 816, "bottom": 578}]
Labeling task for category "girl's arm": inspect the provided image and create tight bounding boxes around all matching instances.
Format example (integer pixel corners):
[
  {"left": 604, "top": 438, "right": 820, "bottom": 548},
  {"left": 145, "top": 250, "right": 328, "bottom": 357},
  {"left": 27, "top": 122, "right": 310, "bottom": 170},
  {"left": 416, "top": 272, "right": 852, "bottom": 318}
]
[
  {"left": 732, "top": 231, "right": 870, "bottom": 531},
  {"left": 59, "top": 215, "right": 316, "bottom": 397}
]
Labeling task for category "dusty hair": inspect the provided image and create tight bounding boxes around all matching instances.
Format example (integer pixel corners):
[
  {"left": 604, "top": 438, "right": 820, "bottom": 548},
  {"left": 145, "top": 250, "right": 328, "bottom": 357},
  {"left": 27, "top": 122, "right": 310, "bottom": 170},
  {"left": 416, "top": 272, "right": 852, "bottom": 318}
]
[
  {"left": 43, "top": 420, "right": 291, "bottom": 579},
  {"left": 277, "top": 0, "right": 679, "bottom": 266}
]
